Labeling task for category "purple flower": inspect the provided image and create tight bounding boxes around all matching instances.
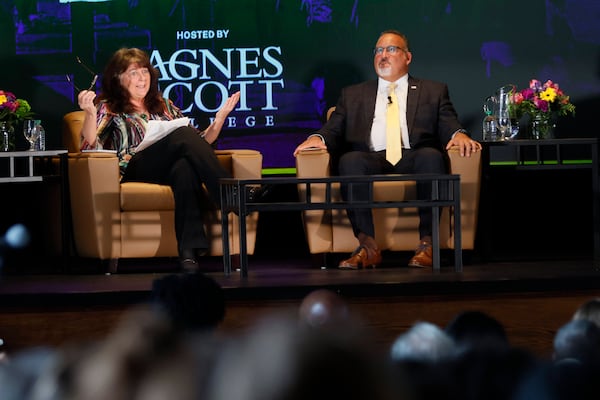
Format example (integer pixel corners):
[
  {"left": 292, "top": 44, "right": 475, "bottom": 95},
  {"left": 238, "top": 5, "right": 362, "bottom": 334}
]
[
  {"left": 533, "top": 98, "right": 549, "bottom": 112},
  {"left": 521, "top": 88, "right": 535, "bottom": 100}
]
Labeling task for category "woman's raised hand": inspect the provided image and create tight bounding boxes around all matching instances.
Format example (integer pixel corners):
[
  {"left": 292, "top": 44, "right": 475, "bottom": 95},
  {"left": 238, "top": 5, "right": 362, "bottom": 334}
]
[
  {"left": 214, "top": 91, "right": 241, "bottom": 121},
  {"left": 77, "top": 90, "right": 97, "bottom": 115}
]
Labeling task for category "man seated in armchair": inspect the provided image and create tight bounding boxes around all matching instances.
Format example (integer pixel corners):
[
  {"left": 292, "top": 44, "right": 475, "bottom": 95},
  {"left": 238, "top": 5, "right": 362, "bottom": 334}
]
[{"left": 293, "top": 29, "right": 481, "bottom": 269}]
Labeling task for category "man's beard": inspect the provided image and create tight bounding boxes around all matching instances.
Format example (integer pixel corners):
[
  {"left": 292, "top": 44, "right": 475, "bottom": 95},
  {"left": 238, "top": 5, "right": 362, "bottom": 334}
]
[{"left": 377, "top": 65, "right": 392, "bottom": 77}]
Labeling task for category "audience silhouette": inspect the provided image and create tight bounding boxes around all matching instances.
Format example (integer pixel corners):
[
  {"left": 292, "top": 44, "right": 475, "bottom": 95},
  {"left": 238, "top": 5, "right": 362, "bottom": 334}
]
[
  {"left": 205, "top": 312, "right": 405, "bottom": 400},
  {"left": 444, "top": 311, "right": 538, "bottom": 400},
  {"left": 390, "top": 321, "right": 456, "bottom": 363},
  {"left": 444, "top": 310, "right": 509, "bottom": 353},
  {"left": 572, "top": 297, "right": 600, "bottom": 328},
  {"left": 389, "top": 321, "right": 459, "bottom": 400},
  {"left": 298, "top": 289, "right": 350, "bottom": 329},
  {"left": 4, "top": 287, "right": 600, "bottom": 400},
  {"left": 514, "top": 317, "right": 600, "bottom": 400},
  {"left": 150, "top": 271, "right": 226, "bottom": 333},
  {"left": 553, "top": 319, "right": 600, "bottom": 364}
]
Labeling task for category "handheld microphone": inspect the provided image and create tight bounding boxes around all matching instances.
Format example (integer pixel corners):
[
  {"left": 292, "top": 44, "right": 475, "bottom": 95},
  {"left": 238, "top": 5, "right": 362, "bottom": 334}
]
[{"left": 387, "top": 96, "right": 392, "bottom": 105}]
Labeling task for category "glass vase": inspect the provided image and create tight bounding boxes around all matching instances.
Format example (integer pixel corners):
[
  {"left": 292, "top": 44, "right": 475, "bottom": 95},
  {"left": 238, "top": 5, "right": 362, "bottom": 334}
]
[
  {"left": 0, "top": 121, "right": 15, "bottom": 151},
  {"left": 531, "top": 114, "right": 554, "bottom": 139}
]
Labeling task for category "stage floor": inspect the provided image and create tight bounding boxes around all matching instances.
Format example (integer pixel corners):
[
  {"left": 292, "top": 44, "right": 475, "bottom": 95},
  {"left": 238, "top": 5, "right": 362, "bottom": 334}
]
[
  {"left": 1, "top": 254, "right": 598, "bottom": 358},
  {"left": 1, "top": 253, "right": 598, "bottom": 299}
]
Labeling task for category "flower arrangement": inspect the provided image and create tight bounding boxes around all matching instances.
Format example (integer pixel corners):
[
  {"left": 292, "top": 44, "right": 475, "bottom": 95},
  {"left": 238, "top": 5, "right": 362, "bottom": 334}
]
[
  {"left": 0, "top": 90, "right": 34, "bottom": 123},
  {"left": 0, "top": 90, "right": 35, "bottom": 150},
  {"left": 510, "top": 79, "right": 575, "bottom": 119},
  {"left": 510, "top": 79, "right": 575, "bottom": 139}
]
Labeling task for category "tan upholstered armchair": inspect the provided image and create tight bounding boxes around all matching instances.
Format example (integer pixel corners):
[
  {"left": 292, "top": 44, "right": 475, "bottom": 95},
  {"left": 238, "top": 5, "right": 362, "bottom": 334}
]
[
  {"left": 296, "top": 112, "right": 481, "bottom": 263},
  {"left": 63, "top": 111, "right": 262, "bottom": 273}
]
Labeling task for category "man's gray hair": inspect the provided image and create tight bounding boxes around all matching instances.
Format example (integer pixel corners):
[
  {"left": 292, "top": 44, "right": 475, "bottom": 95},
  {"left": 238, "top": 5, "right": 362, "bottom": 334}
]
[{"left": 390, "top": 321, "right": 456, "bottom": 363}]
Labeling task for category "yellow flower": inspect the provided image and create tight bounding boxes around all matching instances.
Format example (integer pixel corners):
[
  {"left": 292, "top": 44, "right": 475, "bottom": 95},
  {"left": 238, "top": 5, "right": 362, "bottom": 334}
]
[
  {"left": 0, "top": 94, "right": 6, "bottom": 105},
  {"left": 540, "top": 87, "right": 557, "bottom": 102}
]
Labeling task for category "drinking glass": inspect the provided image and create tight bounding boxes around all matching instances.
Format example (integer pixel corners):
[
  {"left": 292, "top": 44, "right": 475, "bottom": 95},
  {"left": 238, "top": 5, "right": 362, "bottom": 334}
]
[
  {"left": 23, "top": 119, "right": 40, "bottom": 150},
  {"left": 497, "top": 112, "right": 512, "bottom": 140}
]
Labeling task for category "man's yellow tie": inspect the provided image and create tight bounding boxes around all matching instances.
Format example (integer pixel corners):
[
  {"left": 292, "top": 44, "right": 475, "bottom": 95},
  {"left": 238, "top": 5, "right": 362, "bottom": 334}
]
[{"left": 386, "top": 83, "right": 402, "bottom": 165}]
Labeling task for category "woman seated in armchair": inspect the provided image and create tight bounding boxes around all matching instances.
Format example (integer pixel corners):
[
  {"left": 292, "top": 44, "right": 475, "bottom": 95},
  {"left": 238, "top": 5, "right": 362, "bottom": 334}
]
[{"left": 77, "top": 47, "right": 240, "bottom": 272}]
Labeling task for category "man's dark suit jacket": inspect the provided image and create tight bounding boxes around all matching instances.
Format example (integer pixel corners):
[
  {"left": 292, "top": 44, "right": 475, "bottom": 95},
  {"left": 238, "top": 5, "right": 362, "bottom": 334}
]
[{"left": 316, "top": 76, "right": 464, "bottom": 157}]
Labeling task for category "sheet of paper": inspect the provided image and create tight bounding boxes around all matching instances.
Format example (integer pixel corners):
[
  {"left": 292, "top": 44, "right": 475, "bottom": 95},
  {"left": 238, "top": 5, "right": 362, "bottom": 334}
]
[
  {"left": 81, "top": 149, "right": 117, "bottom": 154},
  {"left": 135, "top": 117, "right": 190, "bottom": 152}
]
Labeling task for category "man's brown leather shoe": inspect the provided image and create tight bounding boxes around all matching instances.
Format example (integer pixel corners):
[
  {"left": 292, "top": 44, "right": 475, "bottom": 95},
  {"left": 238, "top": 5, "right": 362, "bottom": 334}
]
[
  {"left": 339, "top": 246, "right": 382, "bottom": 270},
  {"left": 408, "top": 241, "right": 433, "bottom": 268}
]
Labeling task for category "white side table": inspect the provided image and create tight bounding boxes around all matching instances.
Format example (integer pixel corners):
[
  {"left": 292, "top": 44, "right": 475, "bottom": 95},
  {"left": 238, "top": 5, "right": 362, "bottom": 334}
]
[{"left": 0, "top": 150, "right": 67, "bottom": 183}]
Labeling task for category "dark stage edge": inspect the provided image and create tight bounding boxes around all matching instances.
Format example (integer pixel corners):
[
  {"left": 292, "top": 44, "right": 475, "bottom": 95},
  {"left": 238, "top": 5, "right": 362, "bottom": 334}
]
[{"left": 0, "top": 254, "right": 598, "bottom": 304}]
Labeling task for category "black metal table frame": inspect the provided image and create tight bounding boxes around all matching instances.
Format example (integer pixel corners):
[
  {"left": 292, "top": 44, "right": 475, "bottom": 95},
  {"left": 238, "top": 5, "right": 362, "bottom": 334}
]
[
  {"left": 220, "top": 174, "right": 461, "bottom": 278},
  {"left": 480, "top": 138, "right": 599, "bottom": 268},
  {"left": 0, "top": 150, "right": 70, "bottom": 269}
]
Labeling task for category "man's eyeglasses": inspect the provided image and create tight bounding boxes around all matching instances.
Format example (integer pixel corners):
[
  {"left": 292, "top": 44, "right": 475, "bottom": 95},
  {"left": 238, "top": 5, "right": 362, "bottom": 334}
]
[
  {"left": 66, "top": 56, "right": 98, "bottom": 92},
  {"left": 373, "top": 46, "right": 407, "bottom": 56}
]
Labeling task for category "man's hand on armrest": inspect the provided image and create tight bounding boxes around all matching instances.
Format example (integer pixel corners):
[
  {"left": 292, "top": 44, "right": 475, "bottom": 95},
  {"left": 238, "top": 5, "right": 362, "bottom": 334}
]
[
  {"left": 293, "top": 135, "right": 327, "bottom": 157},
  {"left": 446, "top": 132, "right": 482, "bottom": 157}
]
